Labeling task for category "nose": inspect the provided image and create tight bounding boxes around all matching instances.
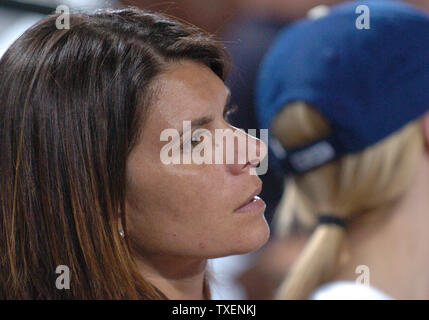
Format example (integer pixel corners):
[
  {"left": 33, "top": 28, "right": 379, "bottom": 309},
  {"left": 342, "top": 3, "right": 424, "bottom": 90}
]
[{"left": 225, "top": 126, "right": 268, "bottom": 175}]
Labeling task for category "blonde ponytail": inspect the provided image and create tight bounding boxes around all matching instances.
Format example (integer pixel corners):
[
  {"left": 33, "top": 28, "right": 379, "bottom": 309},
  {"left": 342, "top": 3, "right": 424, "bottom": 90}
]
[
  {"left": 271, "top": 102, "right": 424, "bottom": 299},
  {"left": 276, "top": 225, "right": 345, "bottom": 299}
]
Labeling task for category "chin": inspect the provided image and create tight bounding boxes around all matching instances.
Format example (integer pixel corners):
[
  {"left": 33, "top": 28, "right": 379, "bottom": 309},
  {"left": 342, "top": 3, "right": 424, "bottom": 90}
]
[{"left": 231, "top": 220, "right": 271, "bottom": 255}]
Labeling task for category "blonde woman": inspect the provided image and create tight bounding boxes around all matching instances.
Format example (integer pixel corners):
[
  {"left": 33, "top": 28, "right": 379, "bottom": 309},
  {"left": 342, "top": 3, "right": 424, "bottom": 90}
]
[{"left": 256, "top": 1, "right": 429, "bottom": 299}]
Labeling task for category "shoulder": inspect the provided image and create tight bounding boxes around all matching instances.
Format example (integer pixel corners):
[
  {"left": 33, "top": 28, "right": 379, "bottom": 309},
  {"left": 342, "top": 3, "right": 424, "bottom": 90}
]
[{"left": 310, "top": 281, "right": 393, "bottom": 300}]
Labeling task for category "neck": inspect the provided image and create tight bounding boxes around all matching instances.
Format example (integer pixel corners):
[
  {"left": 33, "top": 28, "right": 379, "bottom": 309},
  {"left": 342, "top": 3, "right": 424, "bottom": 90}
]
[
  {"left": 133, "top": 253, "right": 208, "bottom": 300},
  {"left": 333, "top": 153, "right": 429, "bottom": 299}
]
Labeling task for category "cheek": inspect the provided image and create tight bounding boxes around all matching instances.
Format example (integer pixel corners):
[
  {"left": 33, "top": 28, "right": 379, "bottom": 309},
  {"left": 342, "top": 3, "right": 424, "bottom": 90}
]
[
  {"left": 125, "top": 162, "right": 229, "bottom": 236},
  {"left": 127, "top": 163, "right": 227, "bottom": 214}
]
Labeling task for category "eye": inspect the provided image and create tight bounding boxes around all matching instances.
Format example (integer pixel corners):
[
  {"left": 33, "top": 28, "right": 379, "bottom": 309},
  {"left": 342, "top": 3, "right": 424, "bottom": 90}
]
[
  {"left": 191, "top": 133, "right": 205, "bottom": 147},
  {"left": 180, "top": 131, "right": 206, "bottom": 152},
  {"left": 223, "top": 104, "right": 239, "bottom": 123}
]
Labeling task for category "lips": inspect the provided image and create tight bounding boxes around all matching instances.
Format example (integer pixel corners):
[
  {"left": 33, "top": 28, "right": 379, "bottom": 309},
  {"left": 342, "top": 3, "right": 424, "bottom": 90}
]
[{"left": 234, "top": 184, "right": 263, "bottom": 212}]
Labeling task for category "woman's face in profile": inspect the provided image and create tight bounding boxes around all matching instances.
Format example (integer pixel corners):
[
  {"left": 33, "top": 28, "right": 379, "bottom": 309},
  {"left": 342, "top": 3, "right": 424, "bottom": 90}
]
[{"left": 125, "top": 60, "right": 270, "bottom": 260}]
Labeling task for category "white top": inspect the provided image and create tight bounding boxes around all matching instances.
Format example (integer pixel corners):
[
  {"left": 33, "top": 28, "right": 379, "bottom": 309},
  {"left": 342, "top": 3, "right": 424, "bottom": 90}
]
[
  {"left": 0, "top": 9, "right": 45, "bottom": 58},
  {"left": 0, "top": 0, "right": 115, "bottom": 58},
  {"left": 310, "top": 281, "right": 393, "bottom": 300}
]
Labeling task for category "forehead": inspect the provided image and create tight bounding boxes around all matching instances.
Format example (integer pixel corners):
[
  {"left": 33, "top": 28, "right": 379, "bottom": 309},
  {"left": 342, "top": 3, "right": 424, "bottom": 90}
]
[{"left": 150, "top": 60, "right": 228, "bottom": 123}]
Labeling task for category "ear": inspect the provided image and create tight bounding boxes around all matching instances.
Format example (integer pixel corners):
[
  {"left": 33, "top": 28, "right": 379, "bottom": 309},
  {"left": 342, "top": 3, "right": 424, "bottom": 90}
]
[
  {"left": 271, "top": 101, "right": 308, "bottom": 146},
  {"left": 423, "top": 112, "right": 429, "bottom": 152}
]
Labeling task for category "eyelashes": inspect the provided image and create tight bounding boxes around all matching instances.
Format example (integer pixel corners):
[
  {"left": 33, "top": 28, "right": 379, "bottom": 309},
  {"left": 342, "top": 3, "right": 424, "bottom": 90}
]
[
  {"left": 223, "top": 104, "right": 239, "bottom": 123},
  {"left": 181, "top": 131, "right": 206, "bottom": 151},
  {"left": 181, "top": 104, "right": 240, "bottom": 152},
  {"left": 191, "top": 133, "right": 205, "bottom": 148}
]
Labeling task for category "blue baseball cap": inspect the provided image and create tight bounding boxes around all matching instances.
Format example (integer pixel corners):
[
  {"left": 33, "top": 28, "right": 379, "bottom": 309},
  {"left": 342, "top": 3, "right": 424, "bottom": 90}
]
[{"left": 256, "top": 0, "right": 429, "bottom": 174}]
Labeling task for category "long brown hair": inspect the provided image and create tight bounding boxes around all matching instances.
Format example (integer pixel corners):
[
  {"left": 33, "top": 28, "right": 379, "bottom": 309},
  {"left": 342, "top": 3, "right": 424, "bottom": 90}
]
[{"left": 0, "top": 7, "right": 228, "bottom": 299}]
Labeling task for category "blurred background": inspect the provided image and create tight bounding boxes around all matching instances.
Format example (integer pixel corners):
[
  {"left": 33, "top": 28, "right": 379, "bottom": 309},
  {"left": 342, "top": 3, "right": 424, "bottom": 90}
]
[{"left": 2, "top": 0, "right": 429, "bottom": 300}]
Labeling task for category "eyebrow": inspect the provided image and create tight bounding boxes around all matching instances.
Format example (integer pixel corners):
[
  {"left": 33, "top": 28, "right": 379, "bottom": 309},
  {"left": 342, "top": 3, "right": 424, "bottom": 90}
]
[{"left": 178, "top": 89, "right": 231, "bottom": 138}]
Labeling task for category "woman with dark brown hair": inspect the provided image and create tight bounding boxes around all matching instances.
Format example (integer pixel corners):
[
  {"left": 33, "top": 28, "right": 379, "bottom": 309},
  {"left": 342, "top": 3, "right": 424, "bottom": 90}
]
[{"left": 0, "top": 7, "right": 269, "bottom": 299}]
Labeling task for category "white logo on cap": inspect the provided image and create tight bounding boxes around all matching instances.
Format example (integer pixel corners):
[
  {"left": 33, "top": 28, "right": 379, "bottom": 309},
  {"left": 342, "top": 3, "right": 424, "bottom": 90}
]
[{"left": 289, "top": 141, "right": 336, "bottom": 172}]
